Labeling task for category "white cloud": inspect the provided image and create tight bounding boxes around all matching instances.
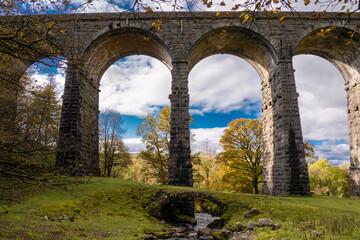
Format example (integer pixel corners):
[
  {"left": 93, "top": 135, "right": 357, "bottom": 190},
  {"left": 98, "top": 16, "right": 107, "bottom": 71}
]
[
  {"left": 68, "top": 0, "right": 357, "bottom": 17},
  {"left": 293, "top": 55, "right": 349, "bottom": 141},
  {"left": 27, "top": 61, "right": 66, "bottom": 98},
  {"left": 315, "top": 140, "right": 350, "bottom": 166},
  {"left": 100, "top": 55, "right": 171, "bottom": 117},
  {"left": 123, "top": 138, "right": 145, "bottom": 153},
  {"left": 189, "top": 54, "right": 261, "bottom": 115},
  {"left": 73, "top": 0, "right": 125, "bottom": 13},
  {"left": 191, "top": 127, "right": 226, "bottom": 153},
  {"left": 73, "top": 0, "right": 188, "bottom": 13},
  {"left": 294, "top": 54, "right": 350, "bottom": 165}
]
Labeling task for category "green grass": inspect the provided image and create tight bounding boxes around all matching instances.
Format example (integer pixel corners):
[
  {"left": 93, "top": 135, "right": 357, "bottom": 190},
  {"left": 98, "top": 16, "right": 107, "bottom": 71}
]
[{"left": 1, "top": 178, "right": 359, "bottom": 239}]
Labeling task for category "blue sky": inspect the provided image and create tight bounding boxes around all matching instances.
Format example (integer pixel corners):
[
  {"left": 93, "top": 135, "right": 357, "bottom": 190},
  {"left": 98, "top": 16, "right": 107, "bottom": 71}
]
[
  {"left": 24, "top": 0, "right": 356, "bottom": 166},
  {"left": 95, "top": 54, "right": 351, "bottom": 166},
  {"left": 30, "top": 52, "right": 351, "bottom": 166}
]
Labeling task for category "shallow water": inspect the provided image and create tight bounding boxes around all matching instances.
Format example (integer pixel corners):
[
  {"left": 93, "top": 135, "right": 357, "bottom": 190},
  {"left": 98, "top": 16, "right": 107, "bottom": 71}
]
[
  {"left": 165, "top": 213, "right": 220, "bottom": 239},
  {"left": 193, "top": 213, "right": 220, "bottom": 232}
]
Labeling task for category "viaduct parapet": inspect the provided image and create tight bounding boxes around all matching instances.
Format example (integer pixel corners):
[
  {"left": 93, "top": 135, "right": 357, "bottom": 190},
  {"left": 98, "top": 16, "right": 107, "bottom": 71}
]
[{"left": 1, "top": 11, "right": 360, "bottom": 197}]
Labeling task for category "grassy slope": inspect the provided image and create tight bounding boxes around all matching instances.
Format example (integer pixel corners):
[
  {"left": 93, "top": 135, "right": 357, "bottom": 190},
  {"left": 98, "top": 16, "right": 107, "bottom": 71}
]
[{"left": 0, "top": 178, "right": 359, "bottom": 240}]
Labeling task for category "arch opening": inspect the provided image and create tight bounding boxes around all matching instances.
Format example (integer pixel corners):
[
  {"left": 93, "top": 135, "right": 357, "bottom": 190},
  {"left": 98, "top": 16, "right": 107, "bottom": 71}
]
[
  {"left": 188, "top": 54, "right": 262, "bottom": 193},
  {"left": 293, "top": 55, "right": 349, "bottom": 165},
  {"left": 147, "top": 192, "right": 227, "bottom": 224},
  {"left": 57, "top": 27, "right": 174, "bottom": 176},
  {"left": 1, "top": 57, "right": 66, "bottom": 173},
  {"left": 188, "top": 27, "right": 278, "bottom": 194},
  {"left": 294, "top": 27, "right": 360, "bottom": 196},
  {"left": 98, "top": 55, "right": 172, "bottom": 180}
]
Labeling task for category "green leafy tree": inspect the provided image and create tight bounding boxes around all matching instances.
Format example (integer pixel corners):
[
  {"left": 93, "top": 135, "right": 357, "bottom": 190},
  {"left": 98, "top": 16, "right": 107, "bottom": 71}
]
[
  {"left": 3, "top": 75, "right": 61, "bottom": 160},
  {"left": 217, "top": 118, "right": 263, "bottom": 194},
  {"left": 99, "top": 109, "right": 131, "bottom": 177},
  {"left": 0, "top": 74, "right": 63, "bottom": 200},
  {"left": 192, "top": 141, "right": 220, "bottom": 190},
  {"left": 137, "top": 106, "right": 171, "bottom": 185},
  {"left": 18, "top": 82, "right": 61, "bottom": 150},
  {"left": 309, "top": 158, "right": 350, "bottom": 197}
]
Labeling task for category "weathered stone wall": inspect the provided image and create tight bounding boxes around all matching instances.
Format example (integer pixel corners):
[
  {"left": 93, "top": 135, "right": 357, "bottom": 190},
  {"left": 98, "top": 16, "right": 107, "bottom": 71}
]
[{"left": 1, "top": 12, "right": 360, "bottom": 197}]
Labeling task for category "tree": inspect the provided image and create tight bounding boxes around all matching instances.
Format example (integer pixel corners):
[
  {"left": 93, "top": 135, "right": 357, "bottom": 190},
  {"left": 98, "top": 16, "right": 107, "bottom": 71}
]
[
  {"left": 192, "top": 141, "right": 220, "bottom": 190},
  {"left": 18, "top": 81, "right": 61, "bottom": 150},
  {"left": 99, "top": 109, "right": 131, "bottom": 177},
  {"left": 0, "top": 0, "right": 86, "bottom": 182},
  {"left": 136, "top": 106, "right": 171, "bottom": 185},
  {"left": 217, "top": 119, "right": 263, "bottom": 194},
  {"left": 1, "top": 74, "right": 61, "bottom": 158},
  {"left": 304, "top": 141, "right": 318, "bottom": 165},
  {"left": 0, "top": 74, "right": 63, "bottom": 200},
  {"left": 308, "top": 158, "right": 350, "bottom": 197}
]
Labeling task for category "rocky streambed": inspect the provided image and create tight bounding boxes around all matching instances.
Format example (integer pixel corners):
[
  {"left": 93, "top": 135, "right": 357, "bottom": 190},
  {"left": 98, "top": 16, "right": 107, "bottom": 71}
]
[
  {"left": 144, "top": 209, "right": 281, "bottom": 240},
  {"left": 158, "top": 213, "right": 221, "bottom": 240}
]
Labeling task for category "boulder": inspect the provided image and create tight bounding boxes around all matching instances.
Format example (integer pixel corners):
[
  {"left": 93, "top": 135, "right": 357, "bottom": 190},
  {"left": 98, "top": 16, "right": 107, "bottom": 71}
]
[
  {"left": 246, "top": 221, "right": 259, "bottom": 230},
  {"left": 258, "top": 218, "right": 274, "bottom": 227},
  {"left": 233, "top": 222, "right": 246, "bottom": 232},
  {"left": 230, "top": 232, "right": 255, "bottom": 240},
  {"left": 207, "top": 219, "right": 225, "bottom": 229},
  {"left": 244, "top": 208, "right": 260, "bottom": 218},
  {"left": 197, "top": 227, "right": 213, "bottom": 236},
  {"left": 213, "top": 229, "right": 231, "bottom": 240},
  {"left": 272, "top": 223, "right": 281, "bottom": 230},
  {"left": 172, "top": 226, "right": 188, "bottom": 233},
  {"left": 144, "top": 235, "right": 155, "bottom": 240},
  {"left": 199, "top": 236, "right": 214, "bottom": 240}
]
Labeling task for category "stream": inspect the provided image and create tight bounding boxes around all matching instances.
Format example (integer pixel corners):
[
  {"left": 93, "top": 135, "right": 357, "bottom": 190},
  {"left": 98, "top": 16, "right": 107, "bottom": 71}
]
[{"left": 164, "top": 213, "right": 220, "bottom": 240}]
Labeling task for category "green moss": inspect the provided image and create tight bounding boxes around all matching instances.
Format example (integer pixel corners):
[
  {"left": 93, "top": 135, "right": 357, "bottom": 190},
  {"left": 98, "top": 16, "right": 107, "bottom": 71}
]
[
  {"left": 212, "top": 231, "right": 227, "bottom": 240},
  {"left": 1, "top": 178, "right": 360, "bottom": 240},
  {"left": 154, "top": 231, "right": 167, "bottom": 237},
  {"left": 174, "top": 212, "right": 197, "bottom": 224}
]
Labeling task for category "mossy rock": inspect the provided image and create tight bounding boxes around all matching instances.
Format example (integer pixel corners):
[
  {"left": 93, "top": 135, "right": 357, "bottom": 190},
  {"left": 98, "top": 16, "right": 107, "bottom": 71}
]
[{"left": 213, "top": 231, "right": 227, "bottom": 240}]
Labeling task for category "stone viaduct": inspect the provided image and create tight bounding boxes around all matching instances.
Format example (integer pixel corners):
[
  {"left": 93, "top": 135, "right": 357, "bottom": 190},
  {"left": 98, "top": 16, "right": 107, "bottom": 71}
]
[{"left": 1, "top": 11, "right": 360, "bottom": 197}]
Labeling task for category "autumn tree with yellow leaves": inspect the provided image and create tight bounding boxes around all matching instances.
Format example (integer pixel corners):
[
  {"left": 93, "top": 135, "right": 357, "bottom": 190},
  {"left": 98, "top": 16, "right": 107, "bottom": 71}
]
[
  {"left": 217, "top": 119, "right": 263, "bottom": 194},
  {"left": 136, "top": 106, "right": 171, "bottom": 185}
]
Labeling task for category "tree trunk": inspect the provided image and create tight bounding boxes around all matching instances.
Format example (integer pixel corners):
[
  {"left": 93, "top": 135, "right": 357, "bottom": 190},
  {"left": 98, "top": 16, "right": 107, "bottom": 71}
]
[{"left": 253, "top": 178, "right": 259, "bottom": 194}]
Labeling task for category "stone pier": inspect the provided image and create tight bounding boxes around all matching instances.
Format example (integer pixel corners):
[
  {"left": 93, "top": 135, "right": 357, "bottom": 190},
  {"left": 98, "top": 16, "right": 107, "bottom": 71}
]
[{"left": 2, "top": 12, "right": 360, "bottom": 197}]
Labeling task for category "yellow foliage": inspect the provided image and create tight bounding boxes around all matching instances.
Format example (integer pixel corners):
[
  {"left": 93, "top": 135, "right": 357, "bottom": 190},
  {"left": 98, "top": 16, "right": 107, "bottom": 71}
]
[
  {"left": 243, "top": 14, "right": 249, "bottom": 21},
  {"left": 278, "top": 15, "right": 285, "bottom": 23}
]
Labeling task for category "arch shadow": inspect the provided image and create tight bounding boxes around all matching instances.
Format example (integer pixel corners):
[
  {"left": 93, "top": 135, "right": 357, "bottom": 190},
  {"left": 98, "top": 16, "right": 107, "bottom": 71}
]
[
  {"left": 83, "top": 27, "right": 173, "bottom": 83},
  {"left": 188, "top": 26, "right": 278, "bottom": 81}
]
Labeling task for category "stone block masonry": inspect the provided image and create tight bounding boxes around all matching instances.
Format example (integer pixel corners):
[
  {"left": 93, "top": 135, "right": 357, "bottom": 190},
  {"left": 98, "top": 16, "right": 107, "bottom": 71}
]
[{"left": 1, "top": 11, "right": 360, "bottom": 197}]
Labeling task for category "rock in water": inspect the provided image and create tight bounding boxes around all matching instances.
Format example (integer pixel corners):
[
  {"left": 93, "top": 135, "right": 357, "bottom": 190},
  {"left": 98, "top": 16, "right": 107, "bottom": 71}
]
[{"left": 197, "top": 227, "right": 213, "bottom": 236}]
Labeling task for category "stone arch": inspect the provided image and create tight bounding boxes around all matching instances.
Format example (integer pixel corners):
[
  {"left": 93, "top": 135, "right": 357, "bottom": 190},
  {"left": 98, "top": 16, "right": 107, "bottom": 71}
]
[
  {"left": 83, "top": 27, "right": 172, "bottom": 83},
  {"left": 188, "top": 26, "right": 278, "bottom": 81},
  {"left": 294, "top": 27, "right": 360, "bottom": 197},
  {"left": 146, "top": 191, "right": 227, "bottom": 221},
  {"left": 187, "top": 27, "right": 309, "bottom": 196},
  {"left": 56, "top": 27, "right": 173, "bottom": 176},
  {"left": 0, "top": 34, "right": 66, "bottom": 148}
]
